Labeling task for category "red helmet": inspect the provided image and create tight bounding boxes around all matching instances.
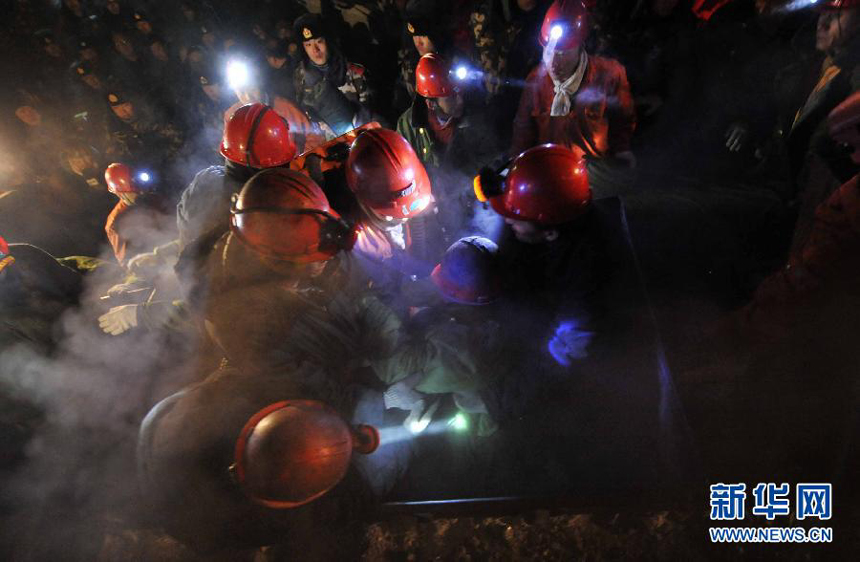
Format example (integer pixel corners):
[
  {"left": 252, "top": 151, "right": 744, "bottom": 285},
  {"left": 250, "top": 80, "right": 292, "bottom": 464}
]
[
  {"left": 479, "top": 144, "right": 590, "bottom": 225},
  {"left": 0, "top": 235, "right": 9, "bottom": 257},
  {"left": 540, "top": 0, "right": 589, "bottom": 51},
  {"left": 415, "top": 53, "right": 454, "bottom": 98},
  {"left": 104, "top": 162, "right": 143, "bottom": 194},
  {"left": 220, "top": 103, "right": 296, "bottom": 168},
  {"left": 230, "top": 168, "right": 355, "bottom": 263},
  {"left": 346, "top": 129, "right": 432, "bottom": 221},
  {"left": 232, "top": 400, "right": 379, "bottom": 509},
  {"left": 431, "top": 236, "right": 501, "bottom": 305}
]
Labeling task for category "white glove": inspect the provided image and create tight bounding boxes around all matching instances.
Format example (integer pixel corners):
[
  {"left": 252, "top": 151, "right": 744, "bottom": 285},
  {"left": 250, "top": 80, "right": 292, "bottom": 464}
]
[
  {"left": 548, "top": 322, "right": 594, "bottom": 367},
  {"left": 105, "top": 282, "right": 143, "bottom": 297},
  {"left": 126, "top": 251, "right": 159, "bottom": 276},
  {"left": 405, "top": 398, "right": 440, "bottom": 434},
  {"left": 98, "top": 304, "right": 139, "bottom": 336},
  {"left": 453, "top": 392, "right": 489, "bottom": 414},
  {"left": 383, "top": 379, "right": 424, "bottom": 411}
]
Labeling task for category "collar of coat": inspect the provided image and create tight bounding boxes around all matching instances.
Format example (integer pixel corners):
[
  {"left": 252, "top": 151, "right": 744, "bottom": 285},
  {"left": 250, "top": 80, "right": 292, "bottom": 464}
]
[{"left": 408, "top": 94, "right": 472, "bottom": 131}]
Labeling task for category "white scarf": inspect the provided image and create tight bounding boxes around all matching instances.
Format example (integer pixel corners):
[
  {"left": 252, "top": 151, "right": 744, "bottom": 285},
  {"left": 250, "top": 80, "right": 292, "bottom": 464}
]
[{"left": 549, "top": 51, "right": 588, "bottom": 117}]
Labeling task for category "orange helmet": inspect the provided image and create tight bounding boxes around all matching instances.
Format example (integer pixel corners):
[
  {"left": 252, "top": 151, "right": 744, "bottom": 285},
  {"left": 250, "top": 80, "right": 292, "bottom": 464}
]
[
  {"left": 346, "top": 129, "right": 432, "bottom": 221},
  {"left": 540, "top": 0, "right": 589, "bottom": 51},
  {"left": 476, "top": 144, "right": 590, "bottom": 225},
  {"left": 104, "top": 162, "right": 151, "bottom": 194},
  {"left": 232, "top": 400, "right": 379, "bottom": 509},
  {"left": 415, "top": 53, "right": 455, "bottom": 98},
  {"left": 220, "top": 103, "right": 297, "bottom": 168},
  {"left": 230, "top": 168, "right": 355, "bottom": 263}
]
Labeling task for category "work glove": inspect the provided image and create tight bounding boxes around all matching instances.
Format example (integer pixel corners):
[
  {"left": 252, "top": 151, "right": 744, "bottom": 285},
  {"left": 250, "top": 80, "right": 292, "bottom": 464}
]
[
  {"left": 404, "top": 398, "right": 440, "bottom": 434},
  {"left": 725, "top": 122, "right": 749, "bottom": 152},
  {"left": 548, "top": 322, "right": 594, "bottom": 367},
  {"left": 98, "top": 304, "right": 139, "bottom": 336},
  {"left": 453, "top": 391, "right": 489, "bottom": 415},
  {"left": 383, "top": 379, "right": 424, "bottom": 411},
  {"left": 105, "top": 281, "right": 144, "bottom": 298},
  {"left": 126, "top": 251, "right": 160, "bottom": 276}
]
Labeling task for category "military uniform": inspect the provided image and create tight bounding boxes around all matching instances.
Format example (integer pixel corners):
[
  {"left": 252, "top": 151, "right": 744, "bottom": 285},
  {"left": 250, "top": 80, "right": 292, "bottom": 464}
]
[
  {"left": 294, "top": 58, "right": 372, "bottom": 136},
  {"left": 469, "top": 0, "right": 550, "bottom": 96},
  {"left": 396, "top": 96, "right": 502, "bottom": 175}
]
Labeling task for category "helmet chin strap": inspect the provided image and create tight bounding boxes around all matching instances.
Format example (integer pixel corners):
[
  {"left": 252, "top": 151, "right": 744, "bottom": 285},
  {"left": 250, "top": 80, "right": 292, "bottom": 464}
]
[{"left": 358, "top": 200, "right": 408, "bottom": 231}]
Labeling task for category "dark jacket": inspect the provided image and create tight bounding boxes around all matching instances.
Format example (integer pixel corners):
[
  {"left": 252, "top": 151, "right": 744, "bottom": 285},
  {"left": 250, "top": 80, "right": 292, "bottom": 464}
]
[{"left": 396, "top": 95, "right": 503, "bottom": 176}]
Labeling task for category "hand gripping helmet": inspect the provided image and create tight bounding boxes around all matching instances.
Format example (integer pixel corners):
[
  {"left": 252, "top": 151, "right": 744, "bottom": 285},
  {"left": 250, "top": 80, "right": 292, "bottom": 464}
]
[
  {"left": 431, "top": 236, "right": 501, "bottom": 305},
  {"left": 540, "top": 0, "right": 589, "bottom": 51},
  {"left": 104, "top": 162, "right": 149, "bottom": 194},
  {"left": 232, "top": 400, "right": 379, "bottom": 509},
  {"left": 346, "top": 129, "right": 433, "bottom": 221},
  {"left": 415, "top": 53, "right": 455, "bottom": 98},
  {"left": 221, "top": 102, "right": 297, "bottom": 168},
  {"left": 230, "top": 168, "right": 355, "bottom": 263},
  {"left": 475, "top": 144, "right": 591, "bottom": 225}
]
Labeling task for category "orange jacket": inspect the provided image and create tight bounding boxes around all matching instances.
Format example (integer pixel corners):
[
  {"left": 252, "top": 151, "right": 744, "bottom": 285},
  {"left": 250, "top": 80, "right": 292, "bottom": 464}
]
[
  {"left": 511, "top": 56, "right": 636, "bottom": 159},
  {"left": 104, "top": 199, "right": 167, "bottom": 265}
]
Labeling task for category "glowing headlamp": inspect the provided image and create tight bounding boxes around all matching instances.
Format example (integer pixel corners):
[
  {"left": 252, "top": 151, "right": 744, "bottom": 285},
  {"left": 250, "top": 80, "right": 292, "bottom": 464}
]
[
  {"left": 455, "top": 65, "right": 468, "bottom": 81},
  {"left": 550, "top": 24, "right": 564, "bottom": 41},
  {"left": 226, "top": 60, "right": 251, "bottom": 90},
  {"left": 137, "top": 171, "right": 151, "bottom": 183}
]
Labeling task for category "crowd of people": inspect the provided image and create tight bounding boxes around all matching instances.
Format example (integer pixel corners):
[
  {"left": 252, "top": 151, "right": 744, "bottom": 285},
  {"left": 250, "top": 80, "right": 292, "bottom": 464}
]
[{"left": 2, "top": 0, "right": 860, "bottom": 559}]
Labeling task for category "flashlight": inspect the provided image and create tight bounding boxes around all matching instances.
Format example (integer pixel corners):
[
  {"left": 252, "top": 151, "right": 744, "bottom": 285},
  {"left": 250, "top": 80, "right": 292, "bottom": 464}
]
[
  {"left": 448, "top": 413, "right": 468, "bottom": 431},
  {"left": 226, "top": 60, "right": 251, "bottom": 90},
  {"left": 455, "top": 65, "right": 468, "bottom": 81},
  {"left": 137, "top": 171, "right": 151, "bottom": 183},
  {"left": 550, "top": 24, "right": 563, "bottom": 41}
]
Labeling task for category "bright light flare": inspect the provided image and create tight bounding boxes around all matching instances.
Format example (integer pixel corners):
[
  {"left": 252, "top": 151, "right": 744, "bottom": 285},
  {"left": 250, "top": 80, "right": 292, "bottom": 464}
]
[
  {"left": 550, "top": 24, "right": 563, "bottom": 41},
  {"left": 137, "top": 171, "right": 151, "bottom": 183},
  {"left": 226, "top": 60, "right": 251, "bottom": 90},
  {"left": 449, "top": 413, "right": 468, "bottom": 431},
  {"left": 455, "top": 65, "right": 468, "bottom": 80}
]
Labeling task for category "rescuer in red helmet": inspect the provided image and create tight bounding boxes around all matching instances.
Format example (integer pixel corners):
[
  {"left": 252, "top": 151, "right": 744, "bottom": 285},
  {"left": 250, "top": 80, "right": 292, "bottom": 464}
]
[
  {"left": 396, "top": 53, "right": 502, "bottom": 176},
  {"left": 474, "top": 143, "right": 637, "bottom": 367},
  {"left": 344, "top": 128, "right": 447, "bottom": 296},
  {"left": 98, "top": 162, "right": 180, "bottom": 337},
  {"left": 177, "top": 102, "right": 297, "bottom": 249},
  {"left": 176, "top": 168, "right": 353, "bottom": 369},
  {"left": 510, "top": 0, "right": 637, "bottom": 181},
  {"left": 136, "top": 364, "right": 404, "bottom": 556},
  {"left": 175, "top": 167, "right": 403, "bottom": 377},
  {"left": 102, "top": 162, "right": 173, "bottom": 266},
  {"left": 289, "top": 127, "right": 442, "bottom": 303}
]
